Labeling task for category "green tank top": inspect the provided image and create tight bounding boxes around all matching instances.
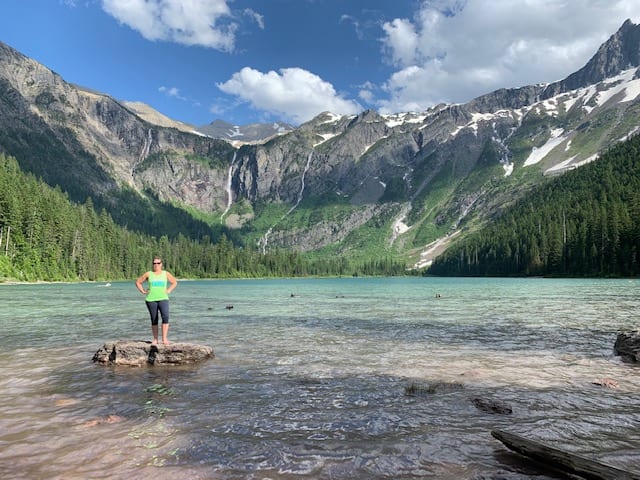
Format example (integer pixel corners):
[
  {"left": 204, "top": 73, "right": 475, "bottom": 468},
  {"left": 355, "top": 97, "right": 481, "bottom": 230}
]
[{"left": 145, "top": 271, "right": 169, "bottom": 302}]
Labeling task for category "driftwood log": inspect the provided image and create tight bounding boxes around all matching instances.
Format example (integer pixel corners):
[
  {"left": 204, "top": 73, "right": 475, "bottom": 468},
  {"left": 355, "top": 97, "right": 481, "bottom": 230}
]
[
  {"left": 614, "top": 331, "right": 640, "bottom": 362},
  {"left": 492, "top": 429, "right": 640, "bottom": 480},
  {"left": 92, "top": 340, "right": 214, "bottom": 366}
]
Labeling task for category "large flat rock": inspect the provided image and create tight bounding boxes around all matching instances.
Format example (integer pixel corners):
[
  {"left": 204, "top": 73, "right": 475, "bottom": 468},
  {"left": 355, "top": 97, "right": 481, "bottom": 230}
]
[{"left": 92, "top": 340, "right": 214, "bottom": 366}]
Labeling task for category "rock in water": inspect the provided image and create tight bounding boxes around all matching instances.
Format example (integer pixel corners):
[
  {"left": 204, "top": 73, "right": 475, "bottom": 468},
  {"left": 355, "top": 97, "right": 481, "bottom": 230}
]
[
  {"left": 92, "top": 340, "right": 214, "bottom": 366},
  {"left": 613, "top": 331, "right": 640, "bottom": 362},
  {"left": 471, "top": 397, "right": 513, "bottom": 415}
]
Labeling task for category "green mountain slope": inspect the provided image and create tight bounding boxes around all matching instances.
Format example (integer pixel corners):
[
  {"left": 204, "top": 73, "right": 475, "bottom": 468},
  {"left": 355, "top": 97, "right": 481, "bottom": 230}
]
[{"left": 428, "top": 133, "right": 640, "bottom": 276}]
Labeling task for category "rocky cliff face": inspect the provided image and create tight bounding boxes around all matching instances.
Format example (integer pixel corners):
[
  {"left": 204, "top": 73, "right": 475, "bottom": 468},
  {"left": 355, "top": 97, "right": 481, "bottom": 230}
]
[
  {"left": 1, "top": 20, "right": 640, "bottom": 262},
  {"left": 0, "top": 40, "right": 234, "bottom": 212}
]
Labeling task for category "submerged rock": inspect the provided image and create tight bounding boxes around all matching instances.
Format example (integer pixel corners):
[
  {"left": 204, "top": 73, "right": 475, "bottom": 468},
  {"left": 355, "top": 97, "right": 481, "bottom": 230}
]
[
  {"left": 613, "top": 331, "right": 640, "bottom": 362},
  {"left": 405, "top": 381, "right": 464, "bottom": 396},
  {"left": 471, "top": 397, "right": 512, "bottom": 415},
  {"left": 81, "top": 414, "right": 125, "bottom": 428},
  {"left": 92, "top": 340, "right": 214, "bottom": 366}
]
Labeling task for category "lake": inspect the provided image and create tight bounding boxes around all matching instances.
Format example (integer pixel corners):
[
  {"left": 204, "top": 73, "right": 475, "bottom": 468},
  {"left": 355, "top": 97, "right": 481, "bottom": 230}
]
[{"left": 1, "top": 277, "right": 639, "bottom": 479}]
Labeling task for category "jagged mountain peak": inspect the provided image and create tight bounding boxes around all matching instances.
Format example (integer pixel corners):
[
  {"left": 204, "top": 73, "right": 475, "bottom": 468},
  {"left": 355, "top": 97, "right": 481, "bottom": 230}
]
[
  {"left": 542, "top": 19, "right": 640, "bottom": 98},
  {"left": 305, "top": 111, "right": 348, "bottom": 126},
  {"left": 197, "top": 118, "right": 294, "bottom": 144},
  {"left": 448, "top": 20, "right": 640, "bottom": 114},
  {"left": 227, "top": 19, "right": 640, "bottom": 146},
  {"left": 581, "top": 19, "right": 640, "bottom": 79},
  {"left": 303, "top": 21, "right": 640, "bottom": 134}
]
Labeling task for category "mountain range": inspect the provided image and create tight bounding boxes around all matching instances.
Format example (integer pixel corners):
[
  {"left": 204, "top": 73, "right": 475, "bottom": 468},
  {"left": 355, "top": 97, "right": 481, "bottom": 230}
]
[
  {"left": 120, "top": 104, "right": 294, "bottom": 145},
  {"left": 0, "top": 19, "right": 639, "bottom": 268}
]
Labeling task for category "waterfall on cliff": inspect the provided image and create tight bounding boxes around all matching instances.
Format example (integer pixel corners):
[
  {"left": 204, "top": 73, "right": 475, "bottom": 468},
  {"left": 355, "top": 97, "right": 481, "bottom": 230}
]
[
  {"left": 221, "top": 151, "right": 237, "bottom": 223},
  {"left": 259, "top": 150, "right": 314, "bottom": 253}
]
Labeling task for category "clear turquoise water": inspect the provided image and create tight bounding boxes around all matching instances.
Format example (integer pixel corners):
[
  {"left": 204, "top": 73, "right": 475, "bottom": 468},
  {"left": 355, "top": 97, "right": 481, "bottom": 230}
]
[{"left": 1, "top": 277, "right": 640, "bottom": 479}]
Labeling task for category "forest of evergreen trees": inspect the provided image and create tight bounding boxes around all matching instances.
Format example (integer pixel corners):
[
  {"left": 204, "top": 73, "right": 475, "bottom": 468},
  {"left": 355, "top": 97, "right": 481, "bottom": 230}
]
[
  {"left": 428, "top": 133, "right": 640, "bottom": 277},
  {"left": 0, "top": 154, "right": 407, "bottom": 282}
]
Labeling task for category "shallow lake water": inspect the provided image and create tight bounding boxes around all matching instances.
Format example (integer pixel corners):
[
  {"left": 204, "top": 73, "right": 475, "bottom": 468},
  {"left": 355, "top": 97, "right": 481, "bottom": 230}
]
[{"left": 1, "top": 277, "right": 640, "bottom": 479}]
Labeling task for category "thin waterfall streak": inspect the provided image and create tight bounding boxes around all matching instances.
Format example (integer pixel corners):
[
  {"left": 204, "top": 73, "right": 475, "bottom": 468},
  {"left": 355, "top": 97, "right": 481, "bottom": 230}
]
[
  {"left": 287, "top": 150, "right": 313, "bottom": 214},
  {"left": 133, "top": 128, "right": 153, "bottom": 177},
  {"left": 260, "top": 226, "right": 273, "bottom": 255},
  {"left": 141, "top": 128, "right": 152, "bottom": 159},
  {"left": 260, "top": 150, "right": 314, "bottom": 253},
  {"left": 221, "top": 151, "right": 237, "bottom": 222}
]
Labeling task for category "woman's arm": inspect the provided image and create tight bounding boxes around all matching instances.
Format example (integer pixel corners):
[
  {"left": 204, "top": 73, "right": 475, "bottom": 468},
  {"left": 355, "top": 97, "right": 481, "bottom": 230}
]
[
  {"left": 166, "top": 272, "right": 178, "bottom": 294},
  {"left": 135, "top": 272, "right": 149, "bottom": 294}
]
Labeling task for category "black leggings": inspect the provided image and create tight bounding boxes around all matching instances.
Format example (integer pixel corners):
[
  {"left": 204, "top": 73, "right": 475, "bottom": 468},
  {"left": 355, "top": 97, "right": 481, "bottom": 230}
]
[{"left": 146, "top": 300, "right": 170, "bottom": 325}]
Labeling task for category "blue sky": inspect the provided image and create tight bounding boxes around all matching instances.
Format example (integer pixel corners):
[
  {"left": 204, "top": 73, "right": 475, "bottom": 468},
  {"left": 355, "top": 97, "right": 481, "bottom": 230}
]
[{"left": 3, "top": 1, "right": 640, "bottom": 127}]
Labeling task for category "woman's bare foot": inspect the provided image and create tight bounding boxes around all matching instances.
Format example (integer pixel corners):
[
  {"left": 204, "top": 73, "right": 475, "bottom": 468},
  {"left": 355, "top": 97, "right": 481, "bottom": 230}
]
[
  {"left": 151, "top": 339, "right": 158, "bottom": 345},
  {"left": 162, "top": 339, "right": 170, "bottom": 345}
]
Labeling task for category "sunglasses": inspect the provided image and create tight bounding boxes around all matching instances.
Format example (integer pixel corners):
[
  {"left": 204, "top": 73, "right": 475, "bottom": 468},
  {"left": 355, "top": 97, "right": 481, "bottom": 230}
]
[{"left": 153, "top": 262, "right": 162, "bottom": 265}]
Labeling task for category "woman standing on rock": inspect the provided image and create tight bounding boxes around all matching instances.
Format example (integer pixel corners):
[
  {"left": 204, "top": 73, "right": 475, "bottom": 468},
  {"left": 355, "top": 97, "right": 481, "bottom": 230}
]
[{"left": 135, "top": 256, "right": 178, "bottom": 345}]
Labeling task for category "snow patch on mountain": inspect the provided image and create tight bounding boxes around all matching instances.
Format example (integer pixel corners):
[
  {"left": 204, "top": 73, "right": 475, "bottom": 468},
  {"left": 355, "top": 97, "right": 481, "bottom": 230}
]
[
  {"left": 544, "top": 154, "right": 598, "bottom": 175},
  {"left": 599, "top": 68, "right": 640, "bottom": 105},
  {"left": 383, "top": 112, "right": 427, "bottom": 128},
  {"left": 226, "top": 126, "right": 244, "bottom": 138},
  {"left": 318, "top": 112, "right": 343, "bottom": 125},
  {"left": 578, "top": 68, "right": 640, "bottom": 113},
  {"left": 619, "top": 126, "right": 640, "bottom": 142},
  {"left": 314, "top": 132, "right": 339, "bottom": 147},
  {"left": 503, "top": 163, "right": 514, "bottom": 176},
  {"left": 524, "top": 128, "right": 567, "bottom": 166}
]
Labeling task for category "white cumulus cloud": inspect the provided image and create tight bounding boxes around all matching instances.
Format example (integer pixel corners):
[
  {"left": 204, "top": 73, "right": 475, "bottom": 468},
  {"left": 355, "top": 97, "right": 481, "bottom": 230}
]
[
  {"left": 101, "top": 0, "right": 237, "bottom": 51},
  {"left": 217, "top": 67, "right": 362, "bottom": 124}
]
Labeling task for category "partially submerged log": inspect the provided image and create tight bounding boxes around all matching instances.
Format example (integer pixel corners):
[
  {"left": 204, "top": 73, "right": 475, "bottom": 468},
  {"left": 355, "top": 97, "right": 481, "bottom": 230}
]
[
  {"left": 492, "top": 429, "right": 640, "bottom": 480},
  {"left": 614, "top": 331, "right": 640, "bottom": 362},
  {"left": 92, "top": 340, "right": 214, "bottom": 366}
]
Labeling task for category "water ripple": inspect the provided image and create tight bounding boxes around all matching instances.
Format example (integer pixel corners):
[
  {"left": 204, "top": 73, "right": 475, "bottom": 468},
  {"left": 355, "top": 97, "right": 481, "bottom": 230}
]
[{"left": 1, "top": 278, "right": 640, "bottom": 479}]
